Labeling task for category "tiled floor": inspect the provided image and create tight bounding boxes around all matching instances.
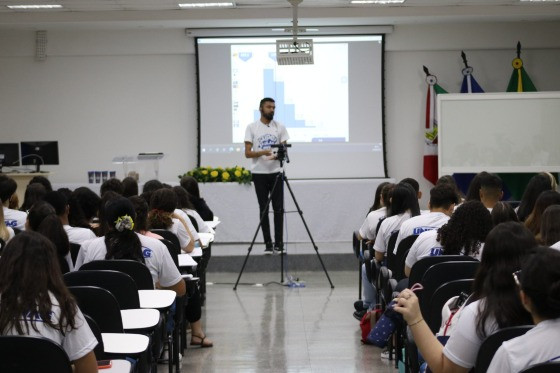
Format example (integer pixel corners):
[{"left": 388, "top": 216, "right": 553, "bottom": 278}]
[{"left": 159, "top": 271, "right": 397, "bottom": 373}]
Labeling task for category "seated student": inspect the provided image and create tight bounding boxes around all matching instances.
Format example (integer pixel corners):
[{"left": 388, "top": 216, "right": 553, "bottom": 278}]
[
  {"left": 479, "top": 173, "right": 503, "bottom": 211},
  {"left": 525, "top": 190, "right": 560, "bottom": 237},
  {"left": 26, "top": 201, "right": 72, "bottom": 273},
  {"left": 129, "top": 195, "right": 163, "bottom": 240},
  {"left": 490, "top": 201, "right": 519, "bottom": 227},
  {"left": 19, "top": 182, "right": 47, "bottom": 212},
  {"left": 487, "top": 247, "right": 560, "bottom": 373},
  {"left": 100, "top": 177, "right": 124, "bottom": 197},
  {"left": 357, "top": 183, "right": 395, "bottom": 242},
  {"left": 436, "top": 175, "right": 464, "bottom": 204},
  {"left": 28, "top": 175, "right": 53, "bottom": 192},
  {"left": 516, "top": 172, "right": 557, "bottom": 222},
  {"left": 0, "top": 203, "right": 15, "bottom": 243},
  {"left": 538, "top": 205, "right": 560, "bottom": 249},
  {"left": 43, "top": 191, "right": 97, "bottom": 245},
  {"left": 0, "top": 232, "right": 98, "bottom": 372},
  {"left": 404, "top": 200, "right": 492, "bottom": 277},
  {"left": 394, "top": 222, "right": 536, "bottom": 373},
  {"left": 173, "top": 186, "right": 213, "bottom": 234},
  {"left": 122, "top": 176, "right": 139, "bottom": 198},
  {"left": 0, "top": 175, "right": 27, "bottom": 230},
  {"left": 180, "top": 175, "right": 214, "bottom": 222},
  {"left": 464, "top": 171, "right": 490, "bottom": 202},
  {"left": 393, "top": 184, "right": 458, "bottom": 254},
  {"left": 68, "top": 187, "right": 101, "bottom": 232}
]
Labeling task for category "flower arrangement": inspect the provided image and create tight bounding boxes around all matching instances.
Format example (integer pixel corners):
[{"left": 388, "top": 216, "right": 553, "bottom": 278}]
[{"left": 179, "top": 166, "right": 252, "bottom": 184}]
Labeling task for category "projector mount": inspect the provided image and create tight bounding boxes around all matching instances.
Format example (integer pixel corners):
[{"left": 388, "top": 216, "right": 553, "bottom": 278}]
[{"left": 276, "top": 0, "right": 314, "bottom": 65}]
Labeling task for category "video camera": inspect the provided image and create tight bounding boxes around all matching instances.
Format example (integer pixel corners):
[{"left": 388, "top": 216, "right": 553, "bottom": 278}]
[{"left": 271, "top": 143, "right": 291, "bottom": 165}]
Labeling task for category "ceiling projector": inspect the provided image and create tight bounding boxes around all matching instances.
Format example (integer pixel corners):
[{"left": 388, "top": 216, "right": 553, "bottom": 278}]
[{"left": 276, "top": 39, "right": 314, "bottom": 65}]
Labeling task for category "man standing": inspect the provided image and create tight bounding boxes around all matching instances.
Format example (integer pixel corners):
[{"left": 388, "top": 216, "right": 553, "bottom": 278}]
[{"left": 244, "top": 97, "right": 290, "bottom": 255}]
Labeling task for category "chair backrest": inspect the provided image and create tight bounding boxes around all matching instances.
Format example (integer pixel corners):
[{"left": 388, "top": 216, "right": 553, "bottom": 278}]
[
  {"left": 80, "top": 259, "right": 154, "bottom": 290},
  {"left": 408, "top": 255, "right": 478, "bottom": 287},
  {"left": 68, "top": 285, "right": 124, "bottom": 333},
  {"left": 83, "top": 313, "right": 106, "bottom": 360},
  {"left": 390, "top": 234, "right": 419, "bottom": 281},
  {"left": 64, "top": 270, "right": 140, "bottom": 309},
  {"left": 151, "top": 229, "right": 181, "bottom": 253},
  {"left": 475, "top": 326, "right": 533, "bottom": 372},
  {"left": 425, "top": 279, "right": 474, "bottom": 334},
  {"left": 0, "top": 335, "right": 72, "bottom": 373},
  {"left": 520, "top": 361, "right": 560, "bottom": 373},
  {"left": 385, "top": 230, "right": 399, "bottom": 265},
  {"left": 187, "top": 214, "right": 199, "bottom": 232},
  {"left": 419, "top": 261, "right": 480, "bottom": 313},
  {"left": 160, "top": 238, "right": 180, "bottom": 269},
  {"left": 69, "top": 243, "right": 81, "bottom": 266},
  {"left": 352, "top": 231, "right": 361, "bottom": 259}
]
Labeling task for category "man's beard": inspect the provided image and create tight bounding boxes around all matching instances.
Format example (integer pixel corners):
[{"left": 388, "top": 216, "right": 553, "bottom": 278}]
[{"left": 263, "top": 112, "right": 274, "bottom": 121}]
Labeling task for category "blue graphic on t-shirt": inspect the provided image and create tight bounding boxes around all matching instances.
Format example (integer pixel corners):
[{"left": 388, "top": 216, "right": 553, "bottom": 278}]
[
  {"left": 430, "top": 247, "right": 443, "bottom": 256},
  {"left": 21, "top": 310, "right": 54, "bottom": 322},
  {"left": 5, "top": 220, "right": 17, "bottom": 228},
  {"left": 413, "top": 226, "right": 437, "bottom": 235},
  {"left": 258, "top": 133, "right": 278, "bottom": 150},
  {"left": 142, "top": 247, "right": 153, "bottom": 258}
]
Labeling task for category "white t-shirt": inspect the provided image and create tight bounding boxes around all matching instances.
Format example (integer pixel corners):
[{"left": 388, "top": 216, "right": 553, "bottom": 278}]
[
  {"left": 3, "top": 206, "right": 27, "bottom": 231},
  {"left": 63, "top": 225, "right": 97, "bottom": 244},
  {"left": 393, "top": 211, "right": 450, "bottom": 254},
  {"left": 174, "top": 209, "right": 200, "bottom": 241},
  {"left": 550, "top": 241, "right": 560, "bottom": 251},
  {"left": 244, "top": 119, "right": 289, "bottom": 174},
  {"left": 358, "top": 207, "right": 387, "bottom": 241},
  {"left": 373, "top": 212, "right": 411, "bottom": 255},
  {"left": 3, "top": 293, "right": 97, "bottom": 362},
  {"left": 487, "top": 318, "right": 560, "bottom": 373},
  {"left": 443, "top": 299, "right": 498, "bottom": 369},
  {"left": 185, "top": 209, "right": 213, "bottom": 234},
  {"left": 75, "top": 233, "right": 182, "bottom": 288},
  {"left": 404, "top": 230, "right": 443, "bottom": 269}
]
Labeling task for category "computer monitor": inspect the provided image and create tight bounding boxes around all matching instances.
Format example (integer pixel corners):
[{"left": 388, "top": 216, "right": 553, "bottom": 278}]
[
  {"left": 20, "top": 141, "right": 59, "bottom": 173},
  {"left": 0, "top": 143, "right": 20, "bottom": 172}
]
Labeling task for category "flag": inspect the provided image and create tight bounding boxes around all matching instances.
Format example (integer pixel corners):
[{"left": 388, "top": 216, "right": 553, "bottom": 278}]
[
  {"left": 460, "top": 51, "right": 484, "bottom": 94},
  {"left": 423, "top": 66, "right": 447, "bottom": 185},
  {"left": 507, "top": 41, "right": 537, "bottom": 92}
]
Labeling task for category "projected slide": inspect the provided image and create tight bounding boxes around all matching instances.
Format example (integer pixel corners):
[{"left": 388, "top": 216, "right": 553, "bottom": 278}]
[{"left": 231, "top": 43, "right": 348, "bottom": 143}]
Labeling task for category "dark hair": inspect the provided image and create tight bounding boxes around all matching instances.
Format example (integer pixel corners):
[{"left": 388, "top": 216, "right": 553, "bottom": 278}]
[
  {"left": 472, "top": 222, "right": 536, "bottom": 338},
  {"left": 517, "top": 173, "right": 557, "bottom": 222},
  {"left": 122, "top": 176, "right": 139, "bottom": 198},
  {"left": 147, "top": 188, "right": 177, "bottom": 230},
  {"left": 57, "top": 187, "right": 73, "bottom": 202},
  {"left": 179, "top": 176, "right": 201, "bottom": 200},
  {"left": 436, "top": 175, "right": 464, "bottom": 202},
  {"left": 388, "top": 182, "right": 420, "bottom": 217},
  {"left": 437, "top": 200, "right": 492, "bottom": 257},
  {"left": 520, "top": 247, "right": 560, "bottom": 319},
  {"left": 539, "top": 205, "right": 560, "bottom": 246},
  {"left": 172, "top": 186, "right": 194, "bottom": 210},
  {"left": 0, "top": 232, "right": 78, "bottom": 335},
  {"left": 103, "top": 197, "right": 144, "bottom": 263},
  {"left": 97, "top": 191, "right": 120, "bottom": 237},
  {"left": 380, "top": 183, "right": 395, "bottom": 214},
  {"left": 19, "top": 183, "right": 47, "bottom": 212},
  {"left": 100, "top": 178, "right": 124, "bottom": 196},
  {"left": 491, "top": 201, "right": 519, "bottom": 227},
  {"left": 27, "top": 201, "right": 71, "bottom": 268},
  {"left": 28, "top": 176, "right": 53, "bottom": 193},
  {"left": 368, "top": 182, "right": 390, "bottom": 213},
  {"left": 259, "top": 97, "right": 275, "bottom": 108},
  {"left": 0, "top": 175, "right": 17, "bottom": 203},
  {"left": 525, "top": 190, "right": 560, "bottom": 236},
  {"left": 465, "top": 171, "right": 490, "bottom": 202},
  {"left": 480, "top": 173, "right": 503, "bottom": 194},
  {"left": 128, "top": 196, "right": 149, "bottom": 232},
  {"left": 68, "top": 187, "right": 100, "bottom": 229},
  {"left": 429, "top": 184, "right": 459, "bottom": 209},
  {"left": 43, "top": 191, "right": 68, "bottom": 216},
  {"left": 400, "top": 178, "right": 420, "bottom": 194},
  {"left": 142, "top": 179, "right": 164, "bottom": 194}
]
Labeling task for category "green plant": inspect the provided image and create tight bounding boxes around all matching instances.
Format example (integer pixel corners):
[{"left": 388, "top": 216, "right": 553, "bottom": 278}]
[{"left": 179, "top": 166, "right": 252, "bottom": 184}]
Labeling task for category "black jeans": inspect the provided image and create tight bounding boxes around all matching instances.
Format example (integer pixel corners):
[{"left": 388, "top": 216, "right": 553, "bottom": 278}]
[{"left": 252, "top": 172, "right": 284, "bottom": 246}]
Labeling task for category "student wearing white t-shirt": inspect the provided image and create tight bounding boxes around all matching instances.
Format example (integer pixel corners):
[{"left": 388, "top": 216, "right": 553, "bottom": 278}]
[
  {"left": 488, "top": 248, "right": 560, "bottom": 373},
  {"left": 0, "top": 204, "right": 14, "bottom": 244},
  {"left": 0, "top": 232, "right": 98, "bottom": 372},
  {"left": 404, "top": 200, "right": 493, "bottom": 277},
  {"left": 393, "top": 184, "right": 458, "bottom": 254},
  {"left": 244, "top": 97, "right": 290, "bottom": 255},
  {"left": 358, "top": 182, "right": 394, "bottom": 241},
  {"left": 479, "top": 173, "right": 503, "bottom": 211},
  {"left": 539, "top": 205, "right": 560, "bottom": 249},
  {"left": 0, "top": 175, "right": 27, "bottom": 231},
  {"left": 393, "top": 222, "right": 536, "bottom": 373}
]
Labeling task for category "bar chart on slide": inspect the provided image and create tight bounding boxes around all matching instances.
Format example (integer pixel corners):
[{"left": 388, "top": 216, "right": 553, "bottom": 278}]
[{"left": 231, "top": 43, "right": 349, "bottom": 143}]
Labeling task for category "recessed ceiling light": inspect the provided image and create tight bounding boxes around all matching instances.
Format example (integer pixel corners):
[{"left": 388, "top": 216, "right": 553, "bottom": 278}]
[
  {"left": 7, "top": 4, "right": 63, "bottom": 9},
  {"left": 178, "top": 2, "right": 234, "bottom": 8},
  {"left": 350, "top": 0, "right": 405, "bottom": 3}
]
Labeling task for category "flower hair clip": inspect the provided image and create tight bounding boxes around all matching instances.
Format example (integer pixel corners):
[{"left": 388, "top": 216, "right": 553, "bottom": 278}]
[{"left": 115, "top": 215, "right": 134, "bottom": 232}]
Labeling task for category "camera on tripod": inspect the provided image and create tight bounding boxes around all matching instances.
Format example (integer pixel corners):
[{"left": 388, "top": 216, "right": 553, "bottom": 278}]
[{"left": 271, "top": 143, "right": 291, "bottom": 163}]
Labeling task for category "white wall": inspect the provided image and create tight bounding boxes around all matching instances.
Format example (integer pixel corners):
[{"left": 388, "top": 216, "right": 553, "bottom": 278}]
[{"left": 1, "top": 22, "right": 560, "bottom": 208}]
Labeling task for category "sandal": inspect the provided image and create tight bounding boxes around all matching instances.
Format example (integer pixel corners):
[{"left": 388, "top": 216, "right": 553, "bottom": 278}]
[{"left": 191, "top": 334, "right": 213, "bottom": 348}]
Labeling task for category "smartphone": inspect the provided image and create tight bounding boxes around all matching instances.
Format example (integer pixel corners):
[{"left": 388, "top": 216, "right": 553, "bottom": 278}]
[{"left": 97, "top": 360, "right": 112, "bottom": 369}]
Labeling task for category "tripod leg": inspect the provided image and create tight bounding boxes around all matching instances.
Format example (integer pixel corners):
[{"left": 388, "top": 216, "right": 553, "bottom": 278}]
[
  {"left": 234, "top": 173, "right": 284, "bottom": 290},
  {"left": 283, "top": 176, "right": 335, "bottom": 289}
]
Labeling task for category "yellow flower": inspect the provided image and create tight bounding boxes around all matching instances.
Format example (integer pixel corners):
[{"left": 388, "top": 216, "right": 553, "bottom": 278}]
[
  {"left": 243, "top": 170, "right": 250, "bottom": 176},
  {"left": 201, "top": 170, "right": 208, "bottom": 175},
  {"left": 222, "top": 172, "right": 230, "bottom": 180},
  {"left": 210, "top": 170, "right": 218, "bottom": 178},
  {"left": 234, "top": 170, "right": 242, "bottom": 177}
]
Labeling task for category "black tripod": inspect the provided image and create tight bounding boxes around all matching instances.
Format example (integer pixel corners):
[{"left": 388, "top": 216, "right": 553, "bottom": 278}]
[{"left": 233, "top": 168, "right": 334, "bottom": 290}]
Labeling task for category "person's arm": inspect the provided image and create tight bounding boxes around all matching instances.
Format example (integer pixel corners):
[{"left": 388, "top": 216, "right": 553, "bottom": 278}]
[
  {"left": 404, "top": 264, "right": 412, "bottom": 278},
  {"left": 160, "top": 278, "right": 186, "bottom": 297},
  {"left": 72, "top": 351, "right": 98, "bottom": 373},
  {"left": 245, "top": 142, "right": 272, "bottom": 159},
  {"left": 172, "top": 213, "right": 195, "bottom": 253},
  {"left": 393, "top": 290, "right": 470, "bottom": 373}
]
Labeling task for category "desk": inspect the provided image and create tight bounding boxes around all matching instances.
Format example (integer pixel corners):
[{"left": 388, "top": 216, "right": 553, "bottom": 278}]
[
  {"left": 103, "top": 359, "right": 132, "bottom": 373},
  {"left": 138, "top": 289, "right": 175, "bottom": 310},
  {"left": 101, "top": 333, "right": 149, "bottom": 355}
]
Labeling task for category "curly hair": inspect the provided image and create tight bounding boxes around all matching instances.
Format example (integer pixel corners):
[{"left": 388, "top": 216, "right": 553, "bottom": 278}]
[{"left": 437, "top": 200, "right": 493, "bottom": 257}]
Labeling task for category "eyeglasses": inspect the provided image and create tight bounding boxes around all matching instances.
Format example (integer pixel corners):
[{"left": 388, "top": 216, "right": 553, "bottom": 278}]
[{"left": 513, "top": 270, "right": 522, "bottom": 287}]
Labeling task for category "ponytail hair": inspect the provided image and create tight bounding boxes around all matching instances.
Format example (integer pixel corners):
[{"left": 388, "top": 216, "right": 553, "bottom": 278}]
[{"left": 103, "top": 197, "right": 144, "bottom": 263}]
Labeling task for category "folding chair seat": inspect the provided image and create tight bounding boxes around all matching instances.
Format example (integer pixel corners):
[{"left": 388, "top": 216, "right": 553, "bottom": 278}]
[{"left": 391, "top": 234, "right": 419, "bottom": 281}]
